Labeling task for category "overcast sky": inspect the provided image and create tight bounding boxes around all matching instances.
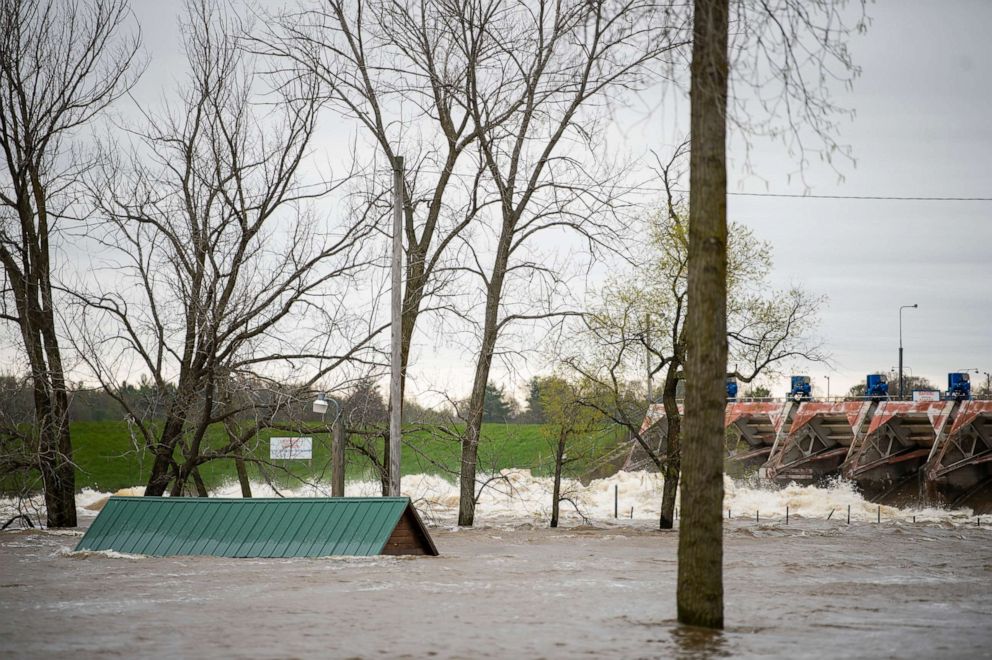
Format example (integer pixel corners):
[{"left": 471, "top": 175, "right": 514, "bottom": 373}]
[
  {"left": 608, "top": 0, "right": 991, "bottom": 398},
  {"left": 725, "top": 0, "right": 992, "bottom": 396},
  {"left": 29, "top": 0, "right": 992, "bottom": 403}
]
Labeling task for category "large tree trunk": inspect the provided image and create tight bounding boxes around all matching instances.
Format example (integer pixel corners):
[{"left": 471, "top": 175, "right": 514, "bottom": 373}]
[
  {"left": 7, "top": 253, "right": 77, "bottom": 527},
  {"left": 659, "top": 366, "right": 682, "bottom": 529},
  {"left": 145, "top": 414, "right": 186, "bottom": 496},
  {"left": 35, "top": 386, "right": 76, "bottom": 528},
  {"left": 145, "top": 379, "right": 202, "bottom": 496},
  {"left": 677, "top": 0, "right": 729, "bottom": 630}
]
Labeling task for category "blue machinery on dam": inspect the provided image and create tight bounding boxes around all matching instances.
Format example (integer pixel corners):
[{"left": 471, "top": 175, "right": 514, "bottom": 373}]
[{"left": 637, "top": 373, "right": 992, "bottom": 507}]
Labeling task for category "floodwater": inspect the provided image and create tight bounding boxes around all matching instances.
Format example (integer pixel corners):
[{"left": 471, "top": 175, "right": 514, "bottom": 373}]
[
  {"left": 2, "top": 472, "right": 990, "bottom": 658},
  {"left": 2, "top": 517, "right": 991, "bottom": 659}
]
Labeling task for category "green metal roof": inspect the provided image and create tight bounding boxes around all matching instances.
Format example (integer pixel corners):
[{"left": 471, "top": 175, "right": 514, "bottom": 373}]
[{"left": 76, "top": 496, "right": 426, "bottom": 557}]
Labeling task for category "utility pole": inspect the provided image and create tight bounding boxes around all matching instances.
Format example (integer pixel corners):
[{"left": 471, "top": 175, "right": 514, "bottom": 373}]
[
  {"left": 899, "top": 304, "right": 918, "bottom": 400},
  {"left": 389, "top": 156, "right": 404, "bottom": 496},
  {"left": 825, "top": 375, "right": 830, "bottom": 399}
]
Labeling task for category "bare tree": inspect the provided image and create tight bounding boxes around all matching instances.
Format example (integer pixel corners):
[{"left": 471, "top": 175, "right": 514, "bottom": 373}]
[
  {"left": 0, "top": 373, "right": 38, "bottom": 517},
  {"left": 560, "top": 145, "right": 824, "bottom": 531},
  {"left": 71, "top": 0, "right": 380, "bottom": 497},
  {"left": 450, "top": 0, "right": 688, "bottom": 527},
  {"left": 0, "top": 0, "right": 140, "bottom": 526},
  {"left": 257, "top": 0, "right": 504, "bottom": 481}
]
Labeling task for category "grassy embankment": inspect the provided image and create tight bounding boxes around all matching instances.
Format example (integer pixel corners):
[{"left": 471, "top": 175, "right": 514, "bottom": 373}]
[{"left": 67, "top": 420, "right": 629, "bottom": 493}]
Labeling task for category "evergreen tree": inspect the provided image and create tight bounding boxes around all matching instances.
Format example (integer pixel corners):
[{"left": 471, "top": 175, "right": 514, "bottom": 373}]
[
  {"left": 482, "top": 382, "right": 514, "bottom": 423},
  {"left": 521, "top": 377, "right": 548, "bottom": 423}
]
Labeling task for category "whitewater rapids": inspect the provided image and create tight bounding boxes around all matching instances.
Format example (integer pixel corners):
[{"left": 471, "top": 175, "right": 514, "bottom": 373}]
[{"left": 2, "top": 469, "right": 978, "bottom": 528}]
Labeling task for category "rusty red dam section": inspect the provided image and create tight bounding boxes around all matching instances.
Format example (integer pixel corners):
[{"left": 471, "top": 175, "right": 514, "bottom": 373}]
[{"left": 635, "top": 399, "right": 992, "bottom": 510}]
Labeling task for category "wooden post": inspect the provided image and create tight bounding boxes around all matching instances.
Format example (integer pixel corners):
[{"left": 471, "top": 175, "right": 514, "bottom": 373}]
[
  {"left": 388, "top": 155, "right": 404, "bottom": 496},
  {"left": 332, "top": 415, "right": 346, "bottom": 497},
  {"left": 234, "top": 447, "right": 252, "bottom": 498}
]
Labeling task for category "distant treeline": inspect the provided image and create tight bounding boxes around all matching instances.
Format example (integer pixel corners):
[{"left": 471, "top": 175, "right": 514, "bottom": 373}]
[{"left": 0, "top": 374, "right": 552, "bottom": 426}]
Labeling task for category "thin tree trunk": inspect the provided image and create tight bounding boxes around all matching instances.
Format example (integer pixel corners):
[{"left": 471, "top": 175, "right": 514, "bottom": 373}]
[
  {"left": 191, "top": 467, "right": 208, "bottom": 497},
  {"left": 381, "top": 438, "right": 390, "bottom": 496},
  {"left": 380, "top": 432, "right": 391, "bottom": 495},
  {"left": 551, "top": 431, "right": 566, "bottom": 528},
  {"left": 677, "top": 0, "right": 729, "bottom": 630},
  {"left": 169, "top": 464, "right": 187, "bottom": 497},
  {"left": 458, "top": 407, "right": 483, "bottom": 526},
  {"left": 379, "top": 234, "right": 426, "bottom": 497},
  {"left": 458, "top": 263, "right": 507, "bottom": 527},
  {"left": 234, "top": 446, "right": 252, "bottom": 498},
  {"left": 659, "top": 366, "right": 682, "bottom": 529}
]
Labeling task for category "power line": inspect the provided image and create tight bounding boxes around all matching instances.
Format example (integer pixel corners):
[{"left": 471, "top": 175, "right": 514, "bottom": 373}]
[
  {"left": 340, "top": 166, "right": 992, "bottom": 203},
  {"left": 401, "top": 168, "right": 992, "bottom": 202},
  {"left": 719, "top": 191, "right": 992, "bottom": 202}
]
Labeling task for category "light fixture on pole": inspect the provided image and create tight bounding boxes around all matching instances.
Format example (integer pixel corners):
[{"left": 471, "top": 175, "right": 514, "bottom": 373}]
[
  {"left": 313, "top": 393, "right": 329, "bottom": 415},
  {"left": 898, "top": 304, "right": 918, "bottom": 400}
]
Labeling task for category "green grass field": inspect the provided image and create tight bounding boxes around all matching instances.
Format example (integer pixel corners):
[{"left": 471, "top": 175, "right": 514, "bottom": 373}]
[{"left": 62, "top": 420, "right": 628, "bottom": 494}]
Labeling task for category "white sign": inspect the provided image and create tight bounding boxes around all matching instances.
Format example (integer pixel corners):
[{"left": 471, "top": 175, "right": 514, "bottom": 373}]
[
  {"left": 912, "top": 390, "right": 941, "bottom": 402},
  {"left": 270, "top": 437, "right": 313, "bottom": 460}
]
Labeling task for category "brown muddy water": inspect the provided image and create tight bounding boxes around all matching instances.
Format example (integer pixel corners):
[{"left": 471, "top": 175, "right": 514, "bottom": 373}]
[{"left": 2, "top": 518, "right": 990, "bottom": 659}]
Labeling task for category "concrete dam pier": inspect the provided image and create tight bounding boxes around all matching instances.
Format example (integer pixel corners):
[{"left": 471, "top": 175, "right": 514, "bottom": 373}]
[{"left": 635, "top": 374, "right": 992, "bottom": 512}]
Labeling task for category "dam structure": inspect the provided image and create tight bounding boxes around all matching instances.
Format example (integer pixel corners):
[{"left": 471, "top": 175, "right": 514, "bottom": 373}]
[{"left": 635, "top": 373, "right": 991, "bottom": 509}]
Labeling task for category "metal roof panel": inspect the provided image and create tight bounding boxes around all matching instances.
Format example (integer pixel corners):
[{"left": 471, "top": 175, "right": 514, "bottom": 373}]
[{"left": 76, "top": 497, "right": 422, "bottom": 557}]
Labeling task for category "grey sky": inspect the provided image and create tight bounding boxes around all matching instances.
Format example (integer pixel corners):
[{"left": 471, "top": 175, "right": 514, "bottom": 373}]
[
  {"left": 24, "top": 0, "right": 990, "bottom": 403},
  {"left": 725, "top": 0, "right": 992, "bottom": 395}
]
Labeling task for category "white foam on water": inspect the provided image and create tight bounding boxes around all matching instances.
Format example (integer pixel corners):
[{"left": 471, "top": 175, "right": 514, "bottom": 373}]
[
  {"left": 56, "top": 547, "right": 147, "bottom": 560},
  {"left": 208, "top": 469, "right": 980, "bottom": 526},
  {"left": 2, "top": 470, "right": 980, "bottom": 528}
]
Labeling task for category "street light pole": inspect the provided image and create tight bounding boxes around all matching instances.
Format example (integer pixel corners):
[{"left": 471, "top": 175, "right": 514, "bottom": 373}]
[
  {"left": 825, "top": 375, "right": 830, "bottom": 399},
  {"left": 899, "top": 304, "right": 918, "bottom": 400}
]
